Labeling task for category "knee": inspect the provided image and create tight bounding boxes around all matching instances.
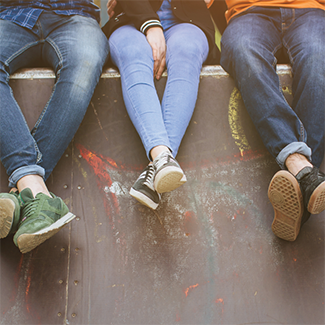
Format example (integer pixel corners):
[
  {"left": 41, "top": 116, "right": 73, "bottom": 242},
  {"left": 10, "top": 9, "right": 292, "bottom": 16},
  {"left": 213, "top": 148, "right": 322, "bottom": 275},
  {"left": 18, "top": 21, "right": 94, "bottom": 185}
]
[
  {"left": 176, "top": 41, "right": 203, "bottom": 59},
  {"left": 222, "top": 31, "right": 259, "bottom": 63},
  {"left": 109, "top": 30, "right": 152, "bottom": 68},
  {"left": 64, "top": 43, "right": 108, "bottom": 87},
  {"left": 79, "top": 40, "right": 108, "bottom": 71},
  {"left": 296, "top": 43, "right": 325, "bottom": 79},
  {"left": 120, "top": 43, "right": 151, "bottom": 65}
]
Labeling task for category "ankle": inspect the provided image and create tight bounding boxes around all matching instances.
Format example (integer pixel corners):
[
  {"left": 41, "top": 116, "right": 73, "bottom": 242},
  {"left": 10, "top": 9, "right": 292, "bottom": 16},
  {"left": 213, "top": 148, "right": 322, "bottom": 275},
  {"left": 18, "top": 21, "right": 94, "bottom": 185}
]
[
  {"left": 150, "top": 146, "right": 171, "bottom": 161},
  {"left": 285, "top": 153, "right": 313, "bottom": 176},
  {"left": 17, "top": 175, "right": 51, "bottom": 197}
]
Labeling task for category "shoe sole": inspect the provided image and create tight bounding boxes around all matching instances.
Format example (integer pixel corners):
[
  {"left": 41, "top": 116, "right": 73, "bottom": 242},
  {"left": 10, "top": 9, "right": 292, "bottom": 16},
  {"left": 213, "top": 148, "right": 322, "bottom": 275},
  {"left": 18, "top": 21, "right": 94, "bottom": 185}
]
[
  {"left": 129, "top": 188, "right": 159, "bottom": 210},
  {"left": 154, "top": 167, "right": 186, "bottom": 193},
  {"left": 308, "top": 180, "right": 325, "bottom": 215},
  {"left": 16, "top": 212, "right": 76, "bottom": 254},
  {"left": 268, "top": 171, "right": 303, "bottom": 241},
  {"left": 0, "top": 198, "right": 15, "bottom": 238}
]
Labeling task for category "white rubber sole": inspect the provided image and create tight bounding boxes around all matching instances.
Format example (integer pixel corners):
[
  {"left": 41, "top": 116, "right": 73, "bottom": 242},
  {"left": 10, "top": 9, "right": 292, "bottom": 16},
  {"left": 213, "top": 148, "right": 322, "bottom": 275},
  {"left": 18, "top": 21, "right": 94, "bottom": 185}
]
[
  {"left": 129, "top": 188, "right": 159, "bottom": 210},
  {"left": 0, "top": 198, "right": 15, "bottom": 238},
  {"left": 17, "top": 212, "right": 76, "bottom": 254},
  {"left": 308, "top": 181, "right": 325, "bottom": 215},
  {"left": 154, "top": 167, "right": 186, "bottom": 193}
]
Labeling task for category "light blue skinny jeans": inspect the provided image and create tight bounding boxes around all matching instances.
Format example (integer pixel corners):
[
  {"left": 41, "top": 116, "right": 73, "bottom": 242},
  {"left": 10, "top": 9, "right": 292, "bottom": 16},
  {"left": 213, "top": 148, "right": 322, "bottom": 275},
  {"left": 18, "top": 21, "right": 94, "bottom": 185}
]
[
  {"left": 109, "top": 22, "right": 209, "bottom": 160},
  {"left": 0, "top": 11, "right": 109, "bottom": 188}
]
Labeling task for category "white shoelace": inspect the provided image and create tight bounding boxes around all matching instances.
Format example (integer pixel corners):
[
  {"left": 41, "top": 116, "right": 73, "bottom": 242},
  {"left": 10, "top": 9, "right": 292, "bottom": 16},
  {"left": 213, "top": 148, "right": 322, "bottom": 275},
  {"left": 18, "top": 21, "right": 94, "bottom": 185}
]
[
  {"left": 154, "top": 151, "right": 174, "bottom": 171},
  {"left": 142, "top": 166, "right": 155, "bottom": 190}
]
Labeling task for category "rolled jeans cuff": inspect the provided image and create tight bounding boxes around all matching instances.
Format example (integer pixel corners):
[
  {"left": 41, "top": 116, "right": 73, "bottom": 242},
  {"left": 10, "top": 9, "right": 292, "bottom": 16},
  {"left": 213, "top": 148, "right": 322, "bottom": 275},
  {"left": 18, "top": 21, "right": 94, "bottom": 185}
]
[
  {"left": 8, "top": 165, "right": 45, "bottom": 188},
  {"left": 276, "top": 142, "right": 312, "bottom": 170}
]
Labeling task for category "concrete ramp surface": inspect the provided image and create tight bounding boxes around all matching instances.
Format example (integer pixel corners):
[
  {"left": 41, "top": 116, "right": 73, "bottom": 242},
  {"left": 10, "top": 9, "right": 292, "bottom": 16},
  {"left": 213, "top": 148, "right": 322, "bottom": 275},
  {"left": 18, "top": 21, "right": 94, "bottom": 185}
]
[{"left": 0, "top": 66, "right": 324, "bottom": 325}]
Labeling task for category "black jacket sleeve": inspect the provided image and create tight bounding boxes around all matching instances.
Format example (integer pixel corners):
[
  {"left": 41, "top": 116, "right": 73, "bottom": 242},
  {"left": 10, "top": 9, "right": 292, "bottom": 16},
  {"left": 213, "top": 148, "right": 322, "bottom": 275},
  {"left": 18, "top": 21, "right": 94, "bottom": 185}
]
[
  {"left": 102, "top": 0, "right": 163, "bottom": 38},
  {"left": 117, "top": 0, "right": 162, "bottom": 33}
]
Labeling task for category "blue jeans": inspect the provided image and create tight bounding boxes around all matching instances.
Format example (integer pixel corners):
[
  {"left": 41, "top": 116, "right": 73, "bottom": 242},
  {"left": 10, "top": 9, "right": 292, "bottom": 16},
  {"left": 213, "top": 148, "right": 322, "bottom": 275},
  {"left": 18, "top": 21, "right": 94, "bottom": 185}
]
[
  {"left": 221, "top": 7, "right": 325, "bottom": 169},
  {"left": 109, "top": 23, "right": 209, "bottom": 159},
  {"left": 0, "top": 11, "right": 109, "bottom": 187}
]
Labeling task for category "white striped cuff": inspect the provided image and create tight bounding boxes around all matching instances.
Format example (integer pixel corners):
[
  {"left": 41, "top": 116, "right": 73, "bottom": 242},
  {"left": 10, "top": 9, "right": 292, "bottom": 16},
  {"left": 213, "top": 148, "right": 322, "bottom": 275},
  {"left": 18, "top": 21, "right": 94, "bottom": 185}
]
[{"left": 140, "top": 19, "right": 162, "bottom": 34}]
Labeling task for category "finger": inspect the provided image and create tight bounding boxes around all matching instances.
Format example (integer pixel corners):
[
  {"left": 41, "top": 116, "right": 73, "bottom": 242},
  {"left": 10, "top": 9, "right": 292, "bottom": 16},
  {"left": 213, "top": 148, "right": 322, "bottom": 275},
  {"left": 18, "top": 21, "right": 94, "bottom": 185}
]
[
  {"left": 153, "top": 58, "right": 159, "bottom": 78},
  {"left": 151, "top": 47, "right": 159, "bottom": 77},
  {"left": 107, "top": 0, "right": 116, "bottom": 17},
  {"left": 156, "top": 56, "right": 166, "bottom": 80}
]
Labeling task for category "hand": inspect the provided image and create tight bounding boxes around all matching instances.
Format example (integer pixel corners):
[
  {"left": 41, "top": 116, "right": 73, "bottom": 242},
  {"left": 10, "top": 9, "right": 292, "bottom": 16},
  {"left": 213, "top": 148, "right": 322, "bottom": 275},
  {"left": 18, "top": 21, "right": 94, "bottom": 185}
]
[
  {"left": 107, "top": 0, "right": 117, "bottom": 18},
  {"left": 146, "top": 27, "right": 166, "bottom": 80}
]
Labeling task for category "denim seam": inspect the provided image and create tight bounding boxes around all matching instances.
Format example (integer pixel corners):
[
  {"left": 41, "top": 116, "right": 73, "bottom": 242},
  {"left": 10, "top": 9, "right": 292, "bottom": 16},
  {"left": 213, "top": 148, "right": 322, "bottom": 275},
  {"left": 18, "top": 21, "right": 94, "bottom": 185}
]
[
  {"left": 3, "top": 37, "right": 44, "bottom": 164},
  {"left": 281, "top": 9, "right": 295, "bottom": 32},
  {"left": 283, "top": 37, "right": 295, "bottom": 71},
  {"left": 5, "top": 41, "right": 40, "bottom": 69},
  {"left": 31, "top": 37, "right": 63, "bottom": 134},
  {"left": 36, "top": 19, "right": 44, "bottom": 39},
  {"left": 271, "top": 43, "right": 283, "bottom": 68}
]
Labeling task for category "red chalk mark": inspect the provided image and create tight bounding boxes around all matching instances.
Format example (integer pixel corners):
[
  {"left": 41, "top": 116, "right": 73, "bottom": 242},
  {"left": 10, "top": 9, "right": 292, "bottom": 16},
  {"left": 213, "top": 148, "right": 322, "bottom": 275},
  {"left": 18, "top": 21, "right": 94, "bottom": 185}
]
[
  {"left": 176, "top": 312, "right": 181, "bottom": 322},
  {"left": 293, "top": 258, "right": 297, "bottom": 262},
  {"left": 76, "top": 144, "right": 120, "bottom": 215},
  {"left": 184, "top": 211, "right": 195, "bottom": 221},
  {"left": 77, "top": 144, "right": 266, "bottom": 177},
  {"left": 184, "top": 283, "right": 199, "bottom": 297}
]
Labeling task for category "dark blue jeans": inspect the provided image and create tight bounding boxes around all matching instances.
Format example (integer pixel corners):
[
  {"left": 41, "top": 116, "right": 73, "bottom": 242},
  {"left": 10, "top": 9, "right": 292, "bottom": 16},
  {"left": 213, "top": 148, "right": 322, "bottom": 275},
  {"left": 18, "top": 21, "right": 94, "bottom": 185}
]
[
  {"left": 221, "top": 7, "right": 325, "bottom": 168},
  {"left": 0, "top": 11, "right": 109, "bottom": 187}
]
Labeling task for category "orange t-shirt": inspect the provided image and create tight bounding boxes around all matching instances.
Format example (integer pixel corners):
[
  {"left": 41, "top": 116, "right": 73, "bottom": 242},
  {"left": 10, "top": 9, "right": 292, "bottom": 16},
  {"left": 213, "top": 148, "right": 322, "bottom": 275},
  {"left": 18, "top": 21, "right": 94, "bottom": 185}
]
[{"left": 225, "top": 0, "right": 325, "bottom": 22}]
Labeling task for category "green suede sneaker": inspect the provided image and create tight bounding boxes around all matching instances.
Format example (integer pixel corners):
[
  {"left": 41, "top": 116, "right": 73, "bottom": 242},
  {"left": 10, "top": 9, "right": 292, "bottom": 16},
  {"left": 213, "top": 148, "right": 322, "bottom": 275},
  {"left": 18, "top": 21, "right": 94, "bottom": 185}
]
[
  {"left": 0, "top": 191, "right": 21, "bottom": 238},
  {"left": 13, "top": 188, "right": 75, "bottom": 254}
]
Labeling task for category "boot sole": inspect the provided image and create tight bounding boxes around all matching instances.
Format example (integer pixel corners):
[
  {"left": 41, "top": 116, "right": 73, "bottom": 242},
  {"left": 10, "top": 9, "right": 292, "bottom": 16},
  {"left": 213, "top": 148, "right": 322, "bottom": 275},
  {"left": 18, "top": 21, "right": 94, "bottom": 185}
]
[
  {"left": 308, "top": 181, "right": 325, "bottom": 215},
  {"left": 154, "top": 167, "right": 186, "bottom": 193},
  {"left": 268, "top": 171, "right": 303, "bottom": 241},
  {"left": 0, "top": 198, "right": 15, "bottom": 238},
  {"left": 17, "top": 212, "right": 76, "bottom": 254},
  {"left": 129, "top": 188, "right": 159, "bottom": 210}
]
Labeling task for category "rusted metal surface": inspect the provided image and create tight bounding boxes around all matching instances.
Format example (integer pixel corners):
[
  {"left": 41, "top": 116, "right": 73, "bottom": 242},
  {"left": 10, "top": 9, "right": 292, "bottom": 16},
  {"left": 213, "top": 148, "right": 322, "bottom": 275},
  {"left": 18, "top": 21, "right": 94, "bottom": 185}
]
[{"left": 1, "top": 66, "right": 324, "bottom": 325}]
